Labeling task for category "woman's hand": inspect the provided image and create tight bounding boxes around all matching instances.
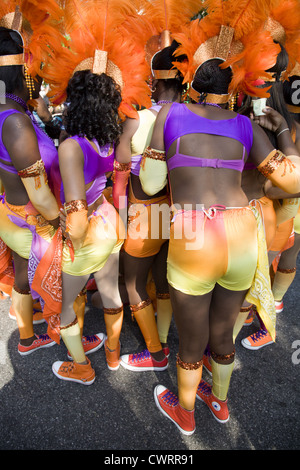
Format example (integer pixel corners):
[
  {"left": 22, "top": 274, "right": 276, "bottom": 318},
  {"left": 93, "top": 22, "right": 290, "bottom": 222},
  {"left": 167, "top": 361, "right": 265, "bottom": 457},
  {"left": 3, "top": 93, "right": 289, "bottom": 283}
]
[{"left": 250, "top": 106, "right": 287, "bottom": 133}]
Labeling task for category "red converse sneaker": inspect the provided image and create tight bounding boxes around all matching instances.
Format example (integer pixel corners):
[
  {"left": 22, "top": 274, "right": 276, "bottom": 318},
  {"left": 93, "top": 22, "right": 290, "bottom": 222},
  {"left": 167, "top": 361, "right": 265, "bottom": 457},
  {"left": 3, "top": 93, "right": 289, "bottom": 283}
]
[
  {"left": 154, "top": 385, "right": 195, "bottom": 435},
  {"left": 275, "top": 300, "right": 283, "bottom": 313},
  {"left": 67, "top": 333, "right": 105, "bottom": 359},
  {"left": 196, "top": 380, "right": 229, "bottom": 423},
  {"left": 52, "top": 357, "right": 95, "bottom": 385},
  {"left": 18, "top": 334, "right": 56, "bottom": 356},
  {"left": 120, "top": 349, "right": 168, "bottom": 371}
]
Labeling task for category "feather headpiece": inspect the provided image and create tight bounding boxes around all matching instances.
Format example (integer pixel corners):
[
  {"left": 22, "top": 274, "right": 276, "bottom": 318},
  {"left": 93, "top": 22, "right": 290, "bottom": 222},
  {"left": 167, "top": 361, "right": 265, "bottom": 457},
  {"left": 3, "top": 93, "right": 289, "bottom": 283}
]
[
  {"left": 0, "top": 0, "right": 64, "bottom": 78},
  {"left": 139, "top": 0, "right": 201, "bottom": 79},
  {"left": 42, "top": 0, "right": 152, "bottom": 119},
  {"left": 173, "top": 0, "right": 281, "bottom": 100}
]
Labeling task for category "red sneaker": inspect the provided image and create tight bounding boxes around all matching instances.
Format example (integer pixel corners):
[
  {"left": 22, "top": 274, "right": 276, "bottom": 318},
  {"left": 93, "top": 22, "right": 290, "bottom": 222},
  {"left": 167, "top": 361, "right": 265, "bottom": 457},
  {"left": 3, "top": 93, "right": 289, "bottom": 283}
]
[
  {"left": 203, "top": 351, "right": 212, "bottom": 375},
  {"left": 154, "top": 385, "right": 195, "bottom": 435},
  {"left": 163, "top": 346, "right": 170, "bottom": 357},
  {"left": 120, "top": 349, "right": 168, "bottom": 371},
  {"left": 196, "top": 380, "right": 229, "bottom": 423},
  {"left": 67, "top": 333, "right": 105, "bottom": 359},
  {"left": 275, "top": 300, "right": 283, "bottom": 313},
  {"left": 18, "top": 334, "right": 56, "bottom": 356}
]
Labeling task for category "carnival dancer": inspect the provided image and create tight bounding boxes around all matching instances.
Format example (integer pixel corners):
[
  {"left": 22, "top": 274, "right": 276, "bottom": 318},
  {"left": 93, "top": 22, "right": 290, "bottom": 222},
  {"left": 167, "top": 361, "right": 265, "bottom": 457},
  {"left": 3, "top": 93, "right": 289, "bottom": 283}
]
[
  {"left": 38, "top": 0, "right": 152, "bottom": 383},
  {"left": 112, "top": 0, "right": 200, "bottom": 372},
  {"left": 0, "top": 1, "right": 64, "bottom": 355},
  {"left": 139, "top": 1, "right": 300, "bottom": 434}
]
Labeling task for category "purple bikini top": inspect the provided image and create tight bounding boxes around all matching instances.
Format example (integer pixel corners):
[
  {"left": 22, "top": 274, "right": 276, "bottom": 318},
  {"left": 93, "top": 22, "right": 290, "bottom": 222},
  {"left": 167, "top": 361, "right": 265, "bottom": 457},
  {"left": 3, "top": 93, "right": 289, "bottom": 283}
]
[
  {"left": 0, "top": 109, "right": 57, "bottom": 178},
  {"left": 52, "top": 135, "right": 114, "bottom": 205},
  {"left": 164, "top": 103, "right": 253, "bottom": 172}
]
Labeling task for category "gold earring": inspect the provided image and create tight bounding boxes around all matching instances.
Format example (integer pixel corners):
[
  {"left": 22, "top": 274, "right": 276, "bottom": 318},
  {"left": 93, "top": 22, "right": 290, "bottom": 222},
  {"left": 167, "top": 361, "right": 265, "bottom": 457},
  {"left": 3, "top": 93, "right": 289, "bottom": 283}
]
[
  {"left": 228, "top": 94, "right": 237, "bottom": 111},
  {"left": 24, "top": 64, "right": 35, "bottom": 100}
]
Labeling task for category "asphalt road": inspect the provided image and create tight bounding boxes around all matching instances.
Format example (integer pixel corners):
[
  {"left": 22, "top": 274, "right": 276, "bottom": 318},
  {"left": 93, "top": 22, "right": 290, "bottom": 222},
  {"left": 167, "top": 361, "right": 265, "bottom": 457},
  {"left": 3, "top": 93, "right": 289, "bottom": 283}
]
[{"left": 0, "top": 255, "right": 299, "bottom": 455}]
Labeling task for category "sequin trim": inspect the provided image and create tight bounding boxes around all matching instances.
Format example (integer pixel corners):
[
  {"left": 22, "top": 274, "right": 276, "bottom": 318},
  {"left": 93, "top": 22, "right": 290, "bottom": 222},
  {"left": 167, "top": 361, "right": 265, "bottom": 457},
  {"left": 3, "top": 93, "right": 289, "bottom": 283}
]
[
  {"left": 18, "top": 159, "right": 45, "bottom": 178},
  {"left": 211, "top": 349, "right": 235, "bottom": 363},
  {"left": 114, "top": 161, "right": 131, "bottom": 172},
  {"left": 13, "top": 284, "right": 31, "bottom": 295},
  {"left": 259, "top": 150, "right": 295, "bottom": 178},
  {"left": 156, "top": 292, "right": 170, "bottom": 299},
  {"left": 130, "top": 298, "right": 152, "bottom": 313},
  {"left": 277, "top": 267, "right": 296, "bottom": 273},
  {"left": 240, "top": 305, "right": 252, "bottom": 312},
  {"left": 176, "top": 354, "right": 203, "bottom": 370},
  {"left": 64, "top": 199, "right": 88, "bottom": 214},
  {"left": 103, "top": 305, "right": 123, "bottom": 315},
  {"left": 143, "top": 146, "right": 166, "bottom": 162},
  {"left": 60, "top": 317, "right": 78, "bottom": 330}
]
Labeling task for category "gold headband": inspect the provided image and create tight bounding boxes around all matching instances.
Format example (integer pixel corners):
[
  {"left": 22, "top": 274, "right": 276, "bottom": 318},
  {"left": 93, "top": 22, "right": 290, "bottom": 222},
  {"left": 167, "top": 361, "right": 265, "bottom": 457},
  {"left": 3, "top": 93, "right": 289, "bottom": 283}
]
[
  {"left": 0, "top": 53, "right": 24, "bottom": 66},
  {"left": 264, "top": 17, "right": 286, "bottom": 45},
  {"left": 73, "top": 49, "right": 124, "bottom": 89},
  {"left": 189, "top": 87, "right": 230, "bottom": 104},
  {"left": 151, "top": 30, "right": 178, "bottom": 80}
]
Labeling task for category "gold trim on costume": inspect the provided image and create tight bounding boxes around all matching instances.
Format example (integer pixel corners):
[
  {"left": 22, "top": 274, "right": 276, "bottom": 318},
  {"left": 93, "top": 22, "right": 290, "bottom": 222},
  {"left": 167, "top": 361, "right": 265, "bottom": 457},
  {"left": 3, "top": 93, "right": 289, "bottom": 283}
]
[
  {"left": 189, "top": 87, "right": 230, "bottom": 104},
  {"left": 18, "top": 159, "right": 48, "bottom": 189},
  {"left": 277, "top": 267, "right": 297, "bottom": 274},
  {"left": 103, "top": 306, "right": 123, "bottom": 315},
  {"left": 142, "top": 146, "right": 166, "bottom": 162},
  {"left": 176, "top": 354, "right": 203, "bottom": 370},
  {"left": 211, "top": 349, "right": 235, "bottom": 363},
  {"left": 287, "top": 104, "right": 300, "bottom": 114},
  {"left": 156, "top": 292, "right": 170, "bottom": 299},
  {"left": 130, "top": 298, "right": 152, "bottom": 313},
  {"left": 152, "top": 69, "right": 178, "bottom": 79},
  {"left": 64, "top": 199, "right": 88, "bottom": 214},
  {"left": 258, "top": 150, "right": 295, "bottom": 178},
  {"left": 114, "top": 161, "right": 131, "bottom": 172}
]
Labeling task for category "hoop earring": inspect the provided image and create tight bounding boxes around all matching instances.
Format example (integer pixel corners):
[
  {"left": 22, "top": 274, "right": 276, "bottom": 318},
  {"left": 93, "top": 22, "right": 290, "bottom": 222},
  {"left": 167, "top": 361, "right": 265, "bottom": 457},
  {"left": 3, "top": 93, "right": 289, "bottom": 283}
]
[{"left": 24, "top": 64, "right": 35, "bottom": 100}]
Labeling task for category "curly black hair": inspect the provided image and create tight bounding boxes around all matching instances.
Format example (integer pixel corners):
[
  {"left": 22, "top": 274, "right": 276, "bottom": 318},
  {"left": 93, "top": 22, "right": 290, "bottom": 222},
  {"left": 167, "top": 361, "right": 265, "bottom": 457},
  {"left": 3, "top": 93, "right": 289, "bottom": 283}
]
[
  {"left": 64, "top": 70, "right": 123, "bottom": 146},
  {"left": 192, "top": 58, "right": 233, "bottom": 100},
  {"left": 0, "top": 27, "right": 24, "bottom": 93}
]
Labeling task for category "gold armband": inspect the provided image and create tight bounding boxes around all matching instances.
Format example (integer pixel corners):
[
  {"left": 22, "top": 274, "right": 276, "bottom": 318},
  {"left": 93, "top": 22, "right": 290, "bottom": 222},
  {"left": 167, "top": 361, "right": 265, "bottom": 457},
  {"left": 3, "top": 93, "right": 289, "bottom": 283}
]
[
  {"left": 258, "top": 150, "right": 295, "bottom": 178},
  {"left": 111, "top": 160, "right": 131, "bottom": 183},
  {"left": 65, "top": 199, "right": 89, "bottom": 250},
  {"left": 18, "top": 159, "right": 48, "bottom": 189},
  {"left": 139, "top": 147, "right": 167, "bottom": 196}
]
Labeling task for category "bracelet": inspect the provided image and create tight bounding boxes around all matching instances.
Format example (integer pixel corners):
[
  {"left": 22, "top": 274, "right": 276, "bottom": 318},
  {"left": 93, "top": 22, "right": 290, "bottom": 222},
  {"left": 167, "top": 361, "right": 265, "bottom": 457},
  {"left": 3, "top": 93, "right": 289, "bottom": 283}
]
[{"left": 276, "top": 127, "right": 289, "bottom": 138}]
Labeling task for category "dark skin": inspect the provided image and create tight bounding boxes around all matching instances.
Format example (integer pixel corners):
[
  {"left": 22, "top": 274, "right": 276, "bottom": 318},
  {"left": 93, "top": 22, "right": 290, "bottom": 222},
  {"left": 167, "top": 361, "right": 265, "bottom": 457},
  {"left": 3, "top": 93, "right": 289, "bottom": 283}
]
[
  {"left": 149, "top": 100, "right": 300, "bottom": 367},
  {"left": 114, "top": 79, "right": 181, "bottom": 361},
  {"left": 0, "top": 70, "right": 59, "bottom": 345}
]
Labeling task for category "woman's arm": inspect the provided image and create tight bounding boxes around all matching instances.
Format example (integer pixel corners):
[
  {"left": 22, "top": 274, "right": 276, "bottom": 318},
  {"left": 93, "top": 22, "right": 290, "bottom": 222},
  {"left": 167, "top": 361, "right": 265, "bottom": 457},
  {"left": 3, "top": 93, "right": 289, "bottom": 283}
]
[
  {"left": 58, "top": 138, "right": 88, "bottom": 249},
  {"left": 4, "top": 113, "right": 60, "bottom": 226}
]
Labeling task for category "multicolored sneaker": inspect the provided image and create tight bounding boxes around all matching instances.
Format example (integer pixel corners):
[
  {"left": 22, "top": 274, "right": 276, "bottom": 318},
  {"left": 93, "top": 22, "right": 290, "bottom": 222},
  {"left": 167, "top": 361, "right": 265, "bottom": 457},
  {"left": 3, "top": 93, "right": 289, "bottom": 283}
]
[
  {"left": 241, "top": 328, "right": 274, "bottom": 350},
  {"left": 67, "top": 333, "right": 105, "bottom": 360},
  {"left": 196, "top": 380, "right": 229, "bottom": 423},
  {"left": 120, "top": 349, "right": 168, "bottom": 371},
  {"left": 154, "top": 385, "right": 195, "bottom": 435},
  {"left": 244, "top": 308, "right": 256, "bottom": 326},
  {"left": 18, "top": 334, "right": 56, "bottom": 356},
  {"left": 52, "top": 357, "right": 95, "bottom": 385},
  {"left": 275, "top": 300, "right": 284, "bottom": 313}
]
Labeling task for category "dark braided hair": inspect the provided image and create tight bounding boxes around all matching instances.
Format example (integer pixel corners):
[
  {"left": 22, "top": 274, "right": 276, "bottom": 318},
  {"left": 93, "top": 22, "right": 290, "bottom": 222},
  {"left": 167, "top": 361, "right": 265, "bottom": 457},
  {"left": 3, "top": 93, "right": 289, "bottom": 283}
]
[
  {"left": 192, "top": 58, "right": 233, "bottom": 102},
  {"left": 64, "top": 70, "right": 123, "bottom": 146}
]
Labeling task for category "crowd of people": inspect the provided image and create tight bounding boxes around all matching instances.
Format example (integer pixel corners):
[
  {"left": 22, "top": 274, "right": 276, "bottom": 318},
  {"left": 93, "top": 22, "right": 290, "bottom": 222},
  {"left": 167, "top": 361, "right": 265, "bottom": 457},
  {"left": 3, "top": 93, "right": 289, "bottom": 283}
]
[{"left": 0, "top": 0, "right": 300, "bottom": 436}]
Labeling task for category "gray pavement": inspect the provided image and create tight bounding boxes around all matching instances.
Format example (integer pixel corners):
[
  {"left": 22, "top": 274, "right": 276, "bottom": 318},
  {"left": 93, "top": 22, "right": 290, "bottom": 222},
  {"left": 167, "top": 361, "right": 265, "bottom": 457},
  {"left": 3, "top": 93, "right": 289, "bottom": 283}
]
[{"left": 0, "top": 256, "right": 299, "bottom": 453}]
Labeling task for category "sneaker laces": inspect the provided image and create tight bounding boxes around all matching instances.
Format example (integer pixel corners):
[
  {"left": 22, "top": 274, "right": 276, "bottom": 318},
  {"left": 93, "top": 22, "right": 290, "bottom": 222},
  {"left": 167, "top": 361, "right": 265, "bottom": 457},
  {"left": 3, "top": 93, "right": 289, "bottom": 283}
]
[
  {"left": 161, "top": 390, "right": 179, "bottom": 407},
  {"left": 83, "top": 335, "right": 99, "bottom": 344},
  {"left": 60, "top": 362, "right": 75, "bottom": 373},
  {"left": 197, "top": 380, "right": 211, "bottom": 396},
  {"left": 36, "top": 334, "right": 51, "bottom": 344},
  {"left": 250, "top": 329, "right": 268, "bottom": 342},
  {"left": 131, "top": 349, "right": 151, "bottom": 363}
]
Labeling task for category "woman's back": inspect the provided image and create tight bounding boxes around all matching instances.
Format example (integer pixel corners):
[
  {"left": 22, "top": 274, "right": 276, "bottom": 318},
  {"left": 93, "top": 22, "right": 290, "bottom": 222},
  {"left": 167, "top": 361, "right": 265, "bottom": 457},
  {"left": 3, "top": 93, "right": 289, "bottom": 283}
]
[{"left": 164, "top": 102, "right": 253, "bottom": 208}]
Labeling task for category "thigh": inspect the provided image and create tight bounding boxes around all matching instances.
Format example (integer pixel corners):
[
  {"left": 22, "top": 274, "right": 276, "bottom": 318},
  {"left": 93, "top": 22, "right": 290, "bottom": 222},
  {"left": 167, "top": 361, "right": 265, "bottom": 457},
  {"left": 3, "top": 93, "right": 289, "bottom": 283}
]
[{"left": 169, "top": 284, "right": 212, "bottom": 363}]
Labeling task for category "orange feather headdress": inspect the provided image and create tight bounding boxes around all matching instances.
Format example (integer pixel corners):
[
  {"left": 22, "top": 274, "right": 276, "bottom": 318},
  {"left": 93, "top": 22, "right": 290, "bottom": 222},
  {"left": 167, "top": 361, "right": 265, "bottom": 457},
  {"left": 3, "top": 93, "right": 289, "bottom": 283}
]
[
  {"left": 139, "top": 0, "right": 201, "bottom": 80},
  {"left": 172, "top": 0, "right": 282, "bottom": 101},
  {"left": 42, "top": 0, "right": 153, "bottom": 119},
  {"left": 0, "top": 0, "right": 64, "bottom": 79}
]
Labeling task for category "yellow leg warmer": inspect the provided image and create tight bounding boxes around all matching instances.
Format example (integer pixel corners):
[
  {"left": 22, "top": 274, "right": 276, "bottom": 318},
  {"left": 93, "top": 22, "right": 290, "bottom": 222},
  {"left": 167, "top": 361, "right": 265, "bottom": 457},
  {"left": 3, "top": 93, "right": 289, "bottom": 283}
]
[
  {"left": 272, "top": 268, "right": 296, "bottom": 302},
  {"left": 73, "top": 289, "right": 87, "bottom": 336},
  {"left": 11, "top": 287, "right": 34, "bottom": 340},
  {"left": 233, "top": 305, "right": 252, "bottom": 344},
  {"left": 131, "top": 299, "right": 162, "bottom": 353},
  {"left": 156, "top": 295, "right": 173, "bottom": 344},
  {"left": 211, "top": 357, "right": 234, "bottom": 402},
  {"left": 103, "top": 305, "right": 123, "bottom": 351},
  {"left": 60, "top": 320, "right": 86, "bottom": 363},
  {"left": 176, "top": 355, "right": 203, "bottom": 411}
]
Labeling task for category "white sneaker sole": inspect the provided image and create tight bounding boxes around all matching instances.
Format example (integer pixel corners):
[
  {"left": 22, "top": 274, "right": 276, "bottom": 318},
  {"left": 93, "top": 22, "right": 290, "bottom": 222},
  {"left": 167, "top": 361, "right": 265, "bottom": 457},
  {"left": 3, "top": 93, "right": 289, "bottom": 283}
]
[
  {"left": 241, "top": 338, "right": 274, "bottom": 350},
  {"left": 154, "top": 385, "right": 195, "bottom": 436},
  {"left": 52, "top": 361, "right": 95, "bottom": 385},
  {"left": 120, "top": 357, "right": 168, "bottom": 372}
]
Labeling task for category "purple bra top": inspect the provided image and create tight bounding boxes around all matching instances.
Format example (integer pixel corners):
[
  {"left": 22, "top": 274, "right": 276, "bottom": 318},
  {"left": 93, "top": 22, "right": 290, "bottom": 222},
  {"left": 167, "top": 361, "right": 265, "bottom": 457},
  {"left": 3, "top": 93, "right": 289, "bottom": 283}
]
[
  {"left": 131, "top": 104, "right": 162, "bottom": 176},
  {"left": 52, "top": 135, "right": 114, "bottom": 205},
  {"left": 0, "top": 109, "right": 57, "bottom": 178},
  {"left": 164, "top": 103, "right": 253, "bottom": 172}
]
